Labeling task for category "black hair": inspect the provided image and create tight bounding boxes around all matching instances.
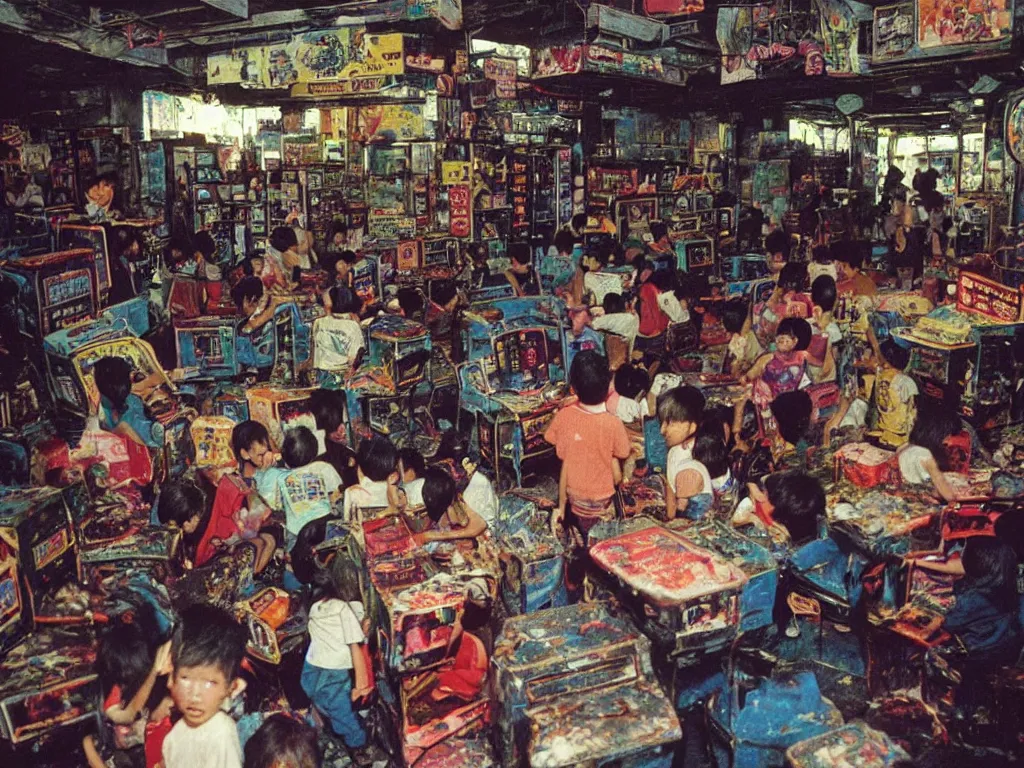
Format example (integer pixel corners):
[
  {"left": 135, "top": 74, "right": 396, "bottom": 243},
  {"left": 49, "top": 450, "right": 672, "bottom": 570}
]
[
  {"left": 909, "top": 404, "right": 961, "bottom": 472},
  {"left": 614, "top": 364, "right": 649, "bottom": 401},
  {"left": 657, "top": 385, "right": 706, "bottom": 426},
  {"left": 157, "top": 479, "right": 206, "bottom": 527},
  {"left": 164, "top": 237, "right": 193, "bottom": 265},
  {"left": 423, "top": 465, "right": 457, "bottom": 524},
  {"left": 326, "top": 218, "right": 349, "bottom": 245},
  {"left": 721, "top": 298, "right": 748, "bottom": 335},
  {"left": 91, "top": 171, "right": 119, "bottom": 187},
  {"left": 232, "top": 420, "right": 271, "bottom": 464},
  {"left": 834, "top": 240, "right": 865, "bottom": 271},
  {"left": 431, "top": 278, "right": 459, "bottom": 308},
  {"left": 811, "top": 245, "right": 832, "bottom": 264},
  {"left": 571, "top": 213, "right": 587, "bottom": 233},
  {"left": 290, "top": 517, "right": 328, "bottom": 585},
  {"left": 240, "top": 255, "right": 263, "bottom": 277},
  {"left": 435, "top": 430, "right": 470, "bottom": 462},
  {"left": 397, "top": 287, "right": 424, "bottom": 317},
  {"left": 776, "top": 317, "right": 812, "bottom": 351},
  {"left": 961, "top": 537, "right": 1019, "bottom": 611},
  {"left": 356, "top": 435, "right": 398, "bottom": 482},
  {"left": 270, "top": 226, "right": 298, "bottom": 253},
  {"left": 400, "top": 447, "right": 426, "bottom": 479},
  {"left": 111, "top": 226, "right": 145, "bottom": 263},
  {"left": 778, "top": 262, "right": 807, "bottom": 294},
  {"left": 171, "top": 603, "right": 247, "bottom": 682},
  {"left": 765, "top": 229, "right": 791, "bottom": 260},
  {"left": 310, "top": 552, "right": 362, "bottom": 605},
  {"left": 232, "top": 276, "right": 264, "bottom": 312},
  {"left": 693, "top": 420, "right": 729, "bottom": 479},
  {"left": 569, "top": 349, "right": 612, "bottom": 406},
  {"left": 508, "top": 242, "right": 532, "bottom": 266},
  {"left": 322, "top": 249, "right": 359, "bottom": 278},
  {"left": 282, "top": 426, "right": 318, "bottom": 469},
  {"left": 460, "top": 598, "right": 491, "bottom": 634},
  {"left": 764, "top": 470, "right": 825, "bottom": 545},
  {"left": 93, "top": 356, "right": 132, "bottom": 411},
  {"left": 771, "top": 390, "right": 812, "bottom": 447},
  {"left": 192, "top": 230, "right": 217, "bottom": 260},
  {"left": 811, "top": 275, "right": 837, "bottom": 313},
  {"left": 649, "top": 269, "right": 675, "bottom": 293},
  {"left": 243, "top": 713, "right": 320, "bottom": 768},
  {"left": 309, "top": 389, "right": 346, "bottom": 434},
  {"left": 880, "top": 338, "right": 911, "bottom": 371},
  {"left": 554, "top": 229, "right": 576, "bottom": 256},
  {"left": 96, "top": 618, "right": 155, "bottom": 701},
  {"left": 651, "top": 222, "right": 668, "bottom": 242},
  {"left": 328, "top": 285, "right": 358, "bottom": 315},
  {"left": 602, "top": 292, "right": 626, "bottom": 315},
  {"left": 595, "top": 239, "right": 616, "bottom": 266}
]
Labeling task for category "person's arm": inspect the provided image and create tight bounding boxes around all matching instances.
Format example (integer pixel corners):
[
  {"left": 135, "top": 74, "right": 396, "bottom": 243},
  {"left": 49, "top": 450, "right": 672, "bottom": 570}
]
[
  {"left": 739, "top": 352, "right": 772, "bottom": 384},
  {"left": 906, "top": 556, "right": 964, "bottom": 576},
  {"left": 106, "top": 641, "right": 171, "bottom": 725},
  {"left": 424, "top": 503, "right": 487, "bottom": 542},
  {"left": 923, "top": 455, "right": 958, "bottom": 502},
  {"left": 552, "top": 462, "right": 568, "bottom": 536},
  {"left": 242, "top": 296, "right": 285, "bottom": 334},
  {"left": 824, "top": 395, "right": 854, "bottom": 442}
]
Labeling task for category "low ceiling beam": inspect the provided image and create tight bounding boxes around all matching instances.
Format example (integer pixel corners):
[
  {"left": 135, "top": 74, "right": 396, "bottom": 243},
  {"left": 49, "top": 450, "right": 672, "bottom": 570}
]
[{"left": 200, "top": 0, "right": 249, "bottom": 20}]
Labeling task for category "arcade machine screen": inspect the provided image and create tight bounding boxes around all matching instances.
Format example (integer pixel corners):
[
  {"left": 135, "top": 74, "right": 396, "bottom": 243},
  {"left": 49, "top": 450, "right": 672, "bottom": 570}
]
[{"left": 493, "top": 329, "right": 550, "bottom": 393}]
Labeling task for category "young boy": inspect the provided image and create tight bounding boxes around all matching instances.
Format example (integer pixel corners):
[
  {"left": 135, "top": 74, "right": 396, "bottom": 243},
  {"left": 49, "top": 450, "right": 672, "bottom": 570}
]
[
  {"left": 658, "top": 386, "right": 712, "bottom": 520},
  {"left": 163, "top": 604, "right": 248, "bottom": 768},
  {"left": 765, "top": 229, "right": 791, "bottom": 274},
  {"left": 279, "top": 426, "right": 343, "bottom": 543},
  {"left": 399, "top": 447, "right": 426, "bottom": 511},
  {"left": 808, "top": 274, "right": 841, "bottom": 384},
  {"left": 93, "top": 356, "right": 166, "bottom": 450},
  {"left": 544, "top": 350, "right": 632, "bottom": 539},
  {"left": 871, "top": 339, "right": 918, "bottom": 449},
  {"left": 583, "top": 239, "right": 621, "bottom": 308},
  {"left": 312, "top": 286, "right": 365, "bottom": 384},
  {"left": 722, "top": 298, "right": 762, "bottom": 378},
  {"left": 592, "top": 292, "right": 639, "bottom": 354},
  {"left": 505, "top": 243, "right": 540, "bottom": 297},
  {"left": 232, "top": 276, "right": 288, "bottom": 339},
  {"left": 342, "top": 436, "right": 401, "bottom": 522}
]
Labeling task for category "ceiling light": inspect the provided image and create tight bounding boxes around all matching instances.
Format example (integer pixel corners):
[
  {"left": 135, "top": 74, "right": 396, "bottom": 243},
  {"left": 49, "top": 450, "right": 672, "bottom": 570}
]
[{"left": 974, "top": 97, "right": 985, "bottom": 106}]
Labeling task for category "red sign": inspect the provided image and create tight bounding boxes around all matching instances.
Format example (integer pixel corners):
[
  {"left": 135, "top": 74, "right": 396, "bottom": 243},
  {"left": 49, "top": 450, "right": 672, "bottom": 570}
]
[
  {"left": 956, "top": 272, "right": 1024, "bottom": 323},
  {"left": 449, "top": 185, "right": 470, "bottom": 238}
]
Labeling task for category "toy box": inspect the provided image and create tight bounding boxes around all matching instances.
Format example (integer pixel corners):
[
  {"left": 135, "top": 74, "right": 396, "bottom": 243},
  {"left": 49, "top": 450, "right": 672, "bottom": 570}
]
[
  {"left": 492, "top": 491, "right": 567, "bottom": 615},
  {"left": 835, "top": 443, "right": 899, "bottom": 489},
  {"left": 78, "top": 526, "right": 180, "bottom": 571},
  {"left": 590, "top": 524, "right": 747, "bottom": 663},
  {"left": 2, "top": 249, "right": 99, "bottom": 337},
  {"left": 0, "top": 628, "right": 100, "bottom": 745},
  {"left": 396, "top": 671, "right": 491, "bottom": 767},
  {"left": 246, "top": 386, "right": 317, "bottom": 448},
  {"left": 492, "top": 602, "right": 681, "bottom": 768},
  {"left": 191, "top": 415, "right": 238, "bottom": 471},
  {"left": 0, "top": 486, "right": 79, "bottom": 633},
  {"left": 368, "top": 315, "right": 432, "bottom": 390},
  {"left": 175, "top": 316, "right": 240, "bottom": 379},
  {"left": 236, "top": 587, "right": 306, "bottom": 665},
  {"left": 785, "top": 722, "right": 910, "bottom": 768}
]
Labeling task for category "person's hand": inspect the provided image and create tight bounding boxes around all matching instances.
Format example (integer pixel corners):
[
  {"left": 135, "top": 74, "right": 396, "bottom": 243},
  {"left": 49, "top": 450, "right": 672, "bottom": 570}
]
[
  {"left": 550, "top": 510, "right": 565, "bottom": 538},
  {"left": 153, "top": 640, "right": 173, "bottom": 676}
]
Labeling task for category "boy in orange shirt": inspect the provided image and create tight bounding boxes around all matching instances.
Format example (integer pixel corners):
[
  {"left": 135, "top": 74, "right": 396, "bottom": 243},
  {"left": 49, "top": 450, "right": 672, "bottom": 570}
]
[{"left": 545, "top": 350, "right": 632, "bottom": 541}]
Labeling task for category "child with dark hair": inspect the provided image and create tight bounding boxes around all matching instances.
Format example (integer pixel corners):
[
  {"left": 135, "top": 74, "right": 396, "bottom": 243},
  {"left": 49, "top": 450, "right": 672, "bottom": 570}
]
[
  {"left": 243, "top": 714, "right": 320, "bottom": 768},
  {"left": 565, "top": 305, "right": 606, "bottom": 374},
  {"left": 93, "top": 355, "right": 166, "bottom": 450},
  {"left": 233, "top": 275, "right": 287, "bottom": 340},
  {"left": 722, "top": 298, "right": 762, "bottom": 378},
  {"left": 545, "top": 350, "right": 632, "bottom": 538},
  {"left": 312, "top": 285, "right": 365, "bottom": 384},
  {"left": 505, "top": 242, "right": 540, "bottom": 296},
  {"left": 870, "top": 339, "right": 918, "bottom": 449},
  {"left": 835, "top": 240, "right": 877, "bottom": 297},
  {"left": 608, "top": 363, "right": 651, "bottom": 425},
  {"left": 108, "top": 225, "right": 149, "bottom": 304},
  {"left": 764, "top": 229, "right": 791, "bottom": 273},
  {"left": 807, "top": 274, "right": 841, "bottom": 385},
  {"left": 83, "top": 614, "right": 172, "bottom": 768},
  {"left": 322, "top": 248, "right": 359, "bottom": 295},
  {"left": 808, "top": 244, "right": 837, "bottom": 284},
  {"left": 582, "top": 239, "right": 620, "bottom": 307},
  {"left": 592, "top": 291, "right": 640, "bottom": 354},
  {"left": 434, "top": 430, "right": 499, "bottom": 528},
  {"left": 154, "top": 478, "right": 206, "bottom": 536},
  {"left": 163, "top": 604, "right": 248, "bottom": 768},
  {"left": 897, "top": 405, "right": 963, "bottom": 501},
  {"left": 431, "top": 595, "right": 491, "bottom": 703},
  {"left": 752, "top": 262, "right": 812, "bottom": 349},
  {"left": 399, "top": 446, "right": 427, "bottom": 510},
  {"left": 278, "top": 426, "right": 343, "bottom": 543},
  {"left": 636, "top": 269, "right": 675, "bottom": 368},
  {"left": 263, "top": 227, "right": 297, "bottom": 292},
  {"left": 342, "top": 436, "right": 400, "bottom": 521},
  {"left": 694, "top": 418, "right": 735, "bottom": 505},
  {"left": 658, "top": 386, "right": 712, "bottom": 520},
  {"left": 308, "top": 388, "right": 357, "bottom": 486},
  {"left": 417, "top": 465, "right": 488, "bottom": 546}
]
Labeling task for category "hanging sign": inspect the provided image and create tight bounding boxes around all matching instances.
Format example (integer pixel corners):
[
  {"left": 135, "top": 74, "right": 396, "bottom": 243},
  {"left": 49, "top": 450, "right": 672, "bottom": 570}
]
[
  {"left": 956, "top": 272, "right": 1024, "bottom": 323},
  {"left": 484, "top": 57, "right": 518, "bottom": 99},
  {"left": 449, "top": 185, "right": 471, "bottom": 237},
  {"left": 441, "top": 161, "right": 471, "bottom": 186},
  {"left": 1005, "top": 91, "right": 1024, "bottom": 165}
]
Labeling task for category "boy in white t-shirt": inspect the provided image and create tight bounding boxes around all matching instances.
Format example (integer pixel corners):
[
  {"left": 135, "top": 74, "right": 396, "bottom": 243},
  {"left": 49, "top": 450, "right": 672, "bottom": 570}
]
[
  {"left": 163, "top": 605, "right": 248, "bottom": 768},
  {"left": 342, "top": 436, "right": 401, "bottom": 522},
  {"left": 313, "top": 286, "right": 366, "bottom": 380},
  {"left": 608, "top": 364, "right": 650, "bottom": 425},
  {"left": 399, "top": 447, "right": 426, "bottom": 510},
  {"left": 278, "top": 426, "right": 343, "bottom": 543},
  {"left": 591, "top": 292, "right": 640, "bottom": 354}
]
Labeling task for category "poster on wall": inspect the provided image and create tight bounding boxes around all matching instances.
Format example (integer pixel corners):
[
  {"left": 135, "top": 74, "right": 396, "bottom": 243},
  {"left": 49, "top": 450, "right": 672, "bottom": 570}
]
[
  {"left": 356, "top": 105, "right": 425, "bottom": 142},
  {"left": 643, "top": 0, "right": 704, "bottom": 15},
  {"left": 717, "top": 6, "right": 762, "bottom": 85},
  {"left": 449, "top": 185, "right": 470, "bottom": 237},
  {"left": 266, "top": 45, "right": 299, "bottom": 88},
  {"left": 814, "top": 0, "right": 860, "bottom": 75},
  {"left": 873, "top": 3, "right": 915, "bottom": 61},
  {"left": 532, "top": 46, "right": 584, "bottom": 78},
  {"left": 207, "top": 47, "right": 266, "bottom": 86},
  {"left": 917, "top": 0, "right": 1011, "bottom": 48},
  {"left": 295, "top": 29, "right": 353, "bottom": 82},
  {"left": 1004, "top": 91, "right": 1024, "bottom": 166}
]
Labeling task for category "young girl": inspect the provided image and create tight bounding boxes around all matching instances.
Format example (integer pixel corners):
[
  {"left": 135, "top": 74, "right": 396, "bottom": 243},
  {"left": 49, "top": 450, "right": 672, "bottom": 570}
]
[
  {"left": 608, "top": 364, "right": 650, "bottom": 425},
  {"left": 93, "top": 356, "right": 166, "bottom": 451},
  {"left": 693, "top": 420, "right": 736, "bottom": 511},
  {"left": 243, "top": 714, "right": 320, "bottom": 768},
  {"left": 431, "top": 598, "right": 491, "bottom": 703},
  {"left": 897, "top": 406, "right": 962, "bottom": 502},
  {"left": 752, "top": 262, "right": 812, "bottom": 349},
  {"left": 417, "top": 465, "right": 489, "bottom": 547},
  {"left": 83, "top": 612, "right": 172, "bottom": 768},
  {"left": 658, "top": 386, "right": 713, "bottom": 521},
  {"left": 302, "top": 559, "right": 380, "bottom": 767}
]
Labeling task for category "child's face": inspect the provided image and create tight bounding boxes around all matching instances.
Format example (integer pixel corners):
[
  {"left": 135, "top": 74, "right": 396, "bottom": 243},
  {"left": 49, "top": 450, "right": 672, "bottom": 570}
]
[
  {"left": 183, "top": 514, "right": 201, "bottom": 535},
  {"left": 170, "top": 663, "right": 233, "bottom": 728},
  {"left": 661, "top": 418, "right": 696, "bottom": 448},
  {"left": 251, "top": 256, "right": 265, "bottom": 275},
  {"left": 241, "top": 440, "right": 273, "bottom": 470},
  {"left": 336, "top": 260, "right": 351, "bottom": 280},
  {"left": 242, "top": 295, "right": 260, "bottom": 316},
  {"left": 775, "top": 333, "right": 797, "bottom": 353}
]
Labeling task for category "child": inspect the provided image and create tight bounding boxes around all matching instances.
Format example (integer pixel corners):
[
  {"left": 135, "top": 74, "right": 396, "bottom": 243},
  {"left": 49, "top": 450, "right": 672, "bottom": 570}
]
[
  {"left": 734, "top": 469, "right": 825, "bottom": 549},
  {"left": 163, "top": 604, "right": 248, "bottom": 768},
  {"left": 565, "top": 306, "right": 606, "bottom": 375},
  {"left": 658, "top": 386, "right": 713, "bottom": 521},
  {"left": 735, "top": 389, "right": 813, "bottom": 490},
  {"left": 342, "top": 435, "right": 401, "bottom": 521},
  {"left": 232, "top": 276, "right": 287, "bottom": 338},
  {"left": 545, "top": 350, "right": 632, "bottom": 538},
  {"left": 93, "top": 356, "right": 165, "bottom": 450},
  {"left": 83, "top": 614, "right": 172, "bottom": 768},
  {"left": 279, "top": 426, "right": 343, "bottom": 544},
  {"left": 834, "top": 240, "right": 877, "bottom": 297},
  {"left": 807, "top": 275, "right": 841, "bottom": 384},
  {"left": 302, "top": 559, "right": 381, "bottom": 767},
  {"left": 399, "top": 447, "right": 426, "bottom": 511},
  {"left": 870, "top": 339, "right": 918, "bottom": 449},
  {"left": 897, "top": 406, "right": 962, "bottom": 502},
  {"left": 722, "top": 298, "right": 762, "bottom": 378},
  {"left": 582, "top": 239, "right": 621, "bottom": 308},
  {"left": 313, "top": 286, "right": 365, "bottom": 383},
  {"left": 753, "top": 262, "right": 813, "bottom": 348},
  {"left": 243, "top": 714, "right": 320, "bottom": 768},
  {"left": 263, "top": 227, "right": 297, "bottom": 292},
  {"left": 505, "top": 243, "right": 540, "bottom": 296},
  {"left": 154, "top": 478, "right": 206, "bottom": 537},
  {"left": 608, "top": 363, "right": 650, "bottom": 425},
  {"left": 808, "top": 244, "right": 837, "bottom": 285},
  {"left": 635, "top": 269, "right": 675, "bottom": 368},
  {"left": 322, "top": 250, "right": 359, "bottom": 303},
  {"left": 417, "top": 465, "right": 489, "bottom": 546},
  {"left": 764, "top": 228, "right": 791, "bottom": 274},
  {"left": 308, "top": 388, "right": 357, "bottom": 487},
  {"left": 434, "top": 430, "right": 499, "bottom": 528},
  {"left": 592, "top": 292, "right": 639, "bottom": 355},
  {"left": 431, "top": 598, "right": 491, "bottom": 703},
  {"left": 693, "top": 419, "right": 736, "bottom": 509}
]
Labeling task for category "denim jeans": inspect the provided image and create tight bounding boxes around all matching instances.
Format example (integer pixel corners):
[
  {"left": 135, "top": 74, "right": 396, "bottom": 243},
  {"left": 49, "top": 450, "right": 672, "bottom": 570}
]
[{"left": 301, "top": 662, "right": 367, "bottom": 748}]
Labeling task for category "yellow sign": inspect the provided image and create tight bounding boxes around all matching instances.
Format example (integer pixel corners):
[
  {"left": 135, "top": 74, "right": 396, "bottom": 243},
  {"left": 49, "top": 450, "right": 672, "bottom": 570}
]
[
  {"left": 441, "top": 161, "right": 470, "bottom": 186},
  {"left": 290, "top": 78, "right": 387, "bottom": 98}
]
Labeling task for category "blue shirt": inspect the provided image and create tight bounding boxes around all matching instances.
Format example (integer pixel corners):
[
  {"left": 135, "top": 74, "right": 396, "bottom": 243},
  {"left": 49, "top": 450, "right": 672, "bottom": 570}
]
[{"left": 100, "top": 393, "right": 164, "bottom": 450}]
